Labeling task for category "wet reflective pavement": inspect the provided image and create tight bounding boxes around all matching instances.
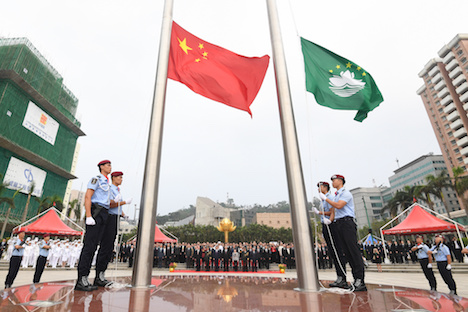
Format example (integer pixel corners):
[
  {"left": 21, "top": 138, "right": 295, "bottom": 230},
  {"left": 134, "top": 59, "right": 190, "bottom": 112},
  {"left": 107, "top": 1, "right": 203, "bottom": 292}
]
[{"left": 1, "top": 275, "right": 467, "bottom": 311}]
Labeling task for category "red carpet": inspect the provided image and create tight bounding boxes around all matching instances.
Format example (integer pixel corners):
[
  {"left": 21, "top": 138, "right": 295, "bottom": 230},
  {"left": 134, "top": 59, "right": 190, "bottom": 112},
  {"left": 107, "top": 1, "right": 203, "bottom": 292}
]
[{"left": 169, "top": 270, "right": 283, "bottom": 274}]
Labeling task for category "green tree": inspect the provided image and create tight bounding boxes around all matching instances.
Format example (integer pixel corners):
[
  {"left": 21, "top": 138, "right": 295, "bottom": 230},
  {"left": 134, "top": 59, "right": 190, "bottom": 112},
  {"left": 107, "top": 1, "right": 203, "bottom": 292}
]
[
  {"left": 0, "top": 182, "right": 20, "bottom": 239},
  {"left": 36, "top": 196, "right": 52, "bottom": 214},
  {"left": 74, "top": 203, "right": 83, "bottom": 222},
  {"left": 67, "top": 199, "right": 79, "bottom": 219},
  {"left": 383, "top": 185, "right": 420, "bottom": 218},
  {"left": 452, "top": 166, "right": 468, "bottom": 218},
  {"left": 426, "top": 170, "right": 453, "bottom": 218},
  {"left": 414, "top": 184, "right": 437, "bottom": 211},
  {"left": 21, "top": 181, "right": 36, "bottom": 223},
  {"left": 49, "top": 195, "right": 64, "bottom": 212}
]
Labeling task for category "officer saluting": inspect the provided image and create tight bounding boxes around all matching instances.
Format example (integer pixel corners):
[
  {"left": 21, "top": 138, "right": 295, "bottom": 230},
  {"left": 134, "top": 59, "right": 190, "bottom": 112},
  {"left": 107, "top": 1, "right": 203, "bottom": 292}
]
[
  {"left": 33, "top": 233, "right": 51, "bottom": 284},
  {"left": 428, "top": 235, "right": 457, "bottom": 295},
  {"left": 75, "top": 160, "right": 112, "bottom": 291},
  {"left": 411, "top": 235, "right": 436, "bottom": 291},
  {"left": 319, "top": 174, "right": 366, "bottom": 291}
]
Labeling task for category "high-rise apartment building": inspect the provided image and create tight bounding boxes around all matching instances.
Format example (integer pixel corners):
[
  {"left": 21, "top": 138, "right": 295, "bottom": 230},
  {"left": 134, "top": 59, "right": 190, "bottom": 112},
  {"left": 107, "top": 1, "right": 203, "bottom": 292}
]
[{"left": 417, "top": 34, "right": 468, "bottom": 172}]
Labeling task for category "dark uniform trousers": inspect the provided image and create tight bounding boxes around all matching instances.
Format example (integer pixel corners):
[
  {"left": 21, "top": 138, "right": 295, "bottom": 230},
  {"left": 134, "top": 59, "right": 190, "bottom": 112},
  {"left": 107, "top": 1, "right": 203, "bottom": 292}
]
[
  {"left": 436, "top": 261, "right": 456, "bottom": 291},
  {"left": 96, "top": 214, "right": 118, "bottom": 273},
  {"left": 322, "top": 222, "right": 345, "bottom": 278},
  {"left": 332, "top": 217, "right": 364, "bottom": 281},
  {"left": 77, "top": 204, "right": 109, "bottom": 278},
  {"left": 418, "top": 258, "right": 436, "bottom": 290},
  {"left": 33, "top": 255, "right": 48, "bottom": 283},
  {"left": 5, "top": 256, "right": 22, "bottom": 286}
]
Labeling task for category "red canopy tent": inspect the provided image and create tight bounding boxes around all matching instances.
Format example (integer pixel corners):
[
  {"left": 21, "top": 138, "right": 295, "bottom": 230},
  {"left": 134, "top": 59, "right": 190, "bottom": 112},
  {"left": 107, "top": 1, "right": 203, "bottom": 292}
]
[
  {"left": 131, "top": 226, "right": 177, "bottom": 243},
  {"left": 382, "top": 205, "right": 465, "bottom": 235},
  {"left": 13, "top": 209, "right": 83, "bottom": 236}
]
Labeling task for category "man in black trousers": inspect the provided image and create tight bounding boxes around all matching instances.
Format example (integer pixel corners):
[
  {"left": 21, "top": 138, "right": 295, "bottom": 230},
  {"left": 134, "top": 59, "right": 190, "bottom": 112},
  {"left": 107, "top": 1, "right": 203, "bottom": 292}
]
[{"left": 33, "top": 233, "right": 51, "bottom": 284}]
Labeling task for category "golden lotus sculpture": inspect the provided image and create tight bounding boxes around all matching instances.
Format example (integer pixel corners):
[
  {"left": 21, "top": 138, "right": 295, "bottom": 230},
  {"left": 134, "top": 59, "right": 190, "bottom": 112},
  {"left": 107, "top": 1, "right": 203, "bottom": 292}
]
[
  {"left": 217, "top": 280, "right": 238, "bottom": 303},
  {"left": 217, "top": 218, "right": 236, "bottom": 243}
]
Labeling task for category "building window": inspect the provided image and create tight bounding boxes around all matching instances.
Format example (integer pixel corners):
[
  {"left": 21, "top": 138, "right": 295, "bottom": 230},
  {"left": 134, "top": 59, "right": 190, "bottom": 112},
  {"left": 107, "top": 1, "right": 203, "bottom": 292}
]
[
  {"left": 445, "top": 124, "right": 450, "bottom": 129},
  {"left": 430, "top": 86, "right": 435, "bottom": 91},
  {"left": 371, "top": 203, "right": 383, "bottom": 208},
  {"left": 455, "top": 148, "right": 460, "bottom": 153},
  {"left": 435, "top": 101, "right": 440, "bottom": 106},
  {"left": 370, "top": 196, "right": 381, "bottom": 200},
  {"left": 462, "top": 57, "right": 467, "bottom": 64},
  {"left": 458, "top": 157, "right": 463, "bottom": 162},
  {"left": 448, "top": 131, "right": 453, "bottom": 136},
  {"left": 277, "top": 221, "right": 280, "bottom": 224},
  {"left": 438, "top": 108, "right": 443, "bottom": 113},
  {"left": 457, "top": 50, "right": 463, "bottom": 56},
  {"left": 451, "top": 140, "right": 456, "bottom": 145},
  {"left": 442, "top": 116, "right": 447, "bottom": 121}
]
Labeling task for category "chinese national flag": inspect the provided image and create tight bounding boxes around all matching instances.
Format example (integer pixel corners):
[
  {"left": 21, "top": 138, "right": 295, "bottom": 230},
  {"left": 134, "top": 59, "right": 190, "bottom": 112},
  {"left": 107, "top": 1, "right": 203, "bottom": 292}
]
[{"left": 168, "top": 22, "right": 270, "bottom": 116}]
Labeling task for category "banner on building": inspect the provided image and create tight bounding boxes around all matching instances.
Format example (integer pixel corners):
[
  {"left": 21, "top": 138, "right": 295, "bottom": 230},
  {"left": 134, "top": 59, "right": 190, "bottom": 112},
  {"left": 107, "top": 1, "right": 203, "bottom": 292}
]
[
  {"left": 22, "top": 101, "right": 59, "bottom": 145},
  {"left": 3, "top": 157, "right": 46, "bottom": 197}
]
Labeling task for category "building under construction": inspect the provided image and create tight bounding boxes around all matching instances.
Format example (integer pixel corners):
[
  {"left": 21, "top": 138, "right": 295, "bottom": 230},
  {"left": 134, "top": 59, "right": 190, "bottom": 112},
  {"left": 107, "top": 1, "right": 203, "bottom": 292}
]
[{"left": 0, "top": 38, "right": 85, "bottom": 234}]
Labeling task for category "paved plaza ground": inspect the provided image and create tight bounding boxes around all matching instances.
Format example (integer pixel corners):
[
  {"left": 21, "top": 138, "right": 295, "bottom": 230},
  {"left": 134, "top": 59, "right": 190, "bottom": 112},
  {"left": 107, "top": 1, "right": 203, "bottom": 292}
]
[{"left": 1, "top": 267, "right": 466, "bottom": 297}]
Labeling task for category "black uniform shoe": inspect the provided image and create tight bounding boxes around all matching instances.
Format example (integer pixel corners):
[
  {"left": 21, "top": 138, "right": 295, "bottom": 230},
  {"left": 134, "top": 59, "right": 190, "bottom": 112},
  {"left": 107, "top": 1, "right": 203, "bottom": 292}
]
[
  {"left": 5, "top": 284, "right": 11, "bottom": 289},
  {"left": 353, "top": 279, "right": 367, "bottom": 292},
  {"left": 329, "top": 276, "right": 349, "bottom": 288},
  {"left": 430, "top": 287, "right": 437, "bottom": 291},
  {"left": 94, "top": 271, "right": 112, "bottom": 287},
  {"left": 449, "top": 290, "right": 457, "bottom": 296},
  {"left": 75, "top": 276, "right": 98, "bottom": 291}
]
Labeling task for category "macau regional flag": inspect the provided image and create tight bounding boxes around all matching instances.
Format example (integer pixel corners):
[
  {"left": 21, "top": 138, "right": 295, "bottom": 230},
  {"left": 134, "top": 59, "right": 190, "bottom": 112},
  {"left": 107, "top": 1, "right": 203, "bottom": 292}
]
[{"left": 300, "top": 37, "right": 383, "bottom": 122}]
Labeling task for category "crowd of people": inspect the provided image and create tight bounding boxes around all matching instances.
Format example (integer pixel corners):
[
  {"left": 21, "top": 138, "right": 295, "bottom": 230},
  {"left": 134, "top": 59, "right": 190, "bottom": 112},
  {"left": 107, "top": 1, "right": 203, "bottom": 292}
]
[
  {"left": 1, "top": 237, "right": 83, "bottom": 269},
  {"left": 117, "top": 241, "right": 296, "bottom": 272}
]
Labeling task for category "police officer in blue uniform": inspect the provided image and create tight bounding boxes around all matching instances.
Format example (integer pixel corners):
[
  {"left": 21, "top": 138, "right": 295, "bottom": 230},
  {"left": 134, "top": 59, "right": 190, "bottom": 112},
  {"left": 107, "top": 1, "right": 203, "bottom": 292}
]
[
  {"left": 411, "top": 235, "right": 436, "bottom": 290},
  {"left": 75, "top": 160, "right": 113, "bottom": 291},
  {"left": 319, "top": 174, "right": 366, "bottom": 291},
  {"left": 315, "top": 181, "right": 347, "bottom": 287},
  {"left": 428, "top": 235, "right": 457, "bottom": 295},
  {"left": 33, "top": 233, "right": 51, "bottom": 283},
  {"left": 5, "top": 230, "right": 26, "bottom": 289},
  {"left": 95, "top": 171, "right": 132, "bottom": 279}
]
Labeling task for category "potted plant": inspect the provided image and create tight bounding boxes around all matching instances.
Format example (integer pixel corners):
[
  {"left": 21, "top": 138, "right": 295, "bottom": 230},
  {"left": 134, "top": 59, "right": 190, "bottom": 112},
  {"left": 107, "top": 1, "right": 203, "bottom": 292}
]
[
  {"left": 278, "top": 264, "right": 286, "bottom": 273},
  {"left": 169, "top": 262, "right": 177, "bottom": 272}
]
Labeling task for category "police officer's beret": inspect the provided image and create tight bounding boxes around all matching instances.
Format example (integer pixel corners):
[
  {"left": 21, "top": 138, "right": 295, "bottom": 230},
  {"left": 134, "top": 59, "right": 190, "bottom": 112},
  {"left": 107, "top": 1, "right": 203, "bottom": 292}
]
[
  {"left": 98, "top": 160, "right": 111, "bottom": 166},
  {"left": 111, "top": 171, "right": 123, "bottom": 177},
  {"left": 331, "top": 174, "right": 345, "bottom": 183},
  {"left": 316, "top": 181, "right": 329, "bottom": 187},
  {"left": 43, "top": 233, "right": 50, "bottom": 238},
  {"left": 17, "top": 229, "right": 25, "bottom": 234}
]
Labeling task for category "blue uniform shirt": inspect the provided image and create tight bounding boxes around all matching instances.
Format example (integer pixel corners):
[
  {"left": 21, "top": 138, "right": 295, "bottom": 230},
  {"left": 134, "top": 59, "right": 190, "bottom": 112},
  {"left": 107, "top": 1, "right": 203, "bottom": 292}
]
[
  {"left": 38, "top": 240, "right": 50, "bottom": 257},
  {"left": 12, "top": 238, "right": 25, "bottom": 257},
  {"left": 87, "top": 174, "right": 111, "bottom": 209},
  {"left": 431, "top": 243, "right": 451, "bottom": 262},
  {"left": 321, "top": 192, "right": 333, "bottom": 223},
  {"left": 415, "top": 243, "right": 430, "bottom": 259},
  {"left": 109, "top": 184, "right": 122, "bottom": 215},
  {"left": 333, "top": 188, "right": 355, "bottom": 219}
]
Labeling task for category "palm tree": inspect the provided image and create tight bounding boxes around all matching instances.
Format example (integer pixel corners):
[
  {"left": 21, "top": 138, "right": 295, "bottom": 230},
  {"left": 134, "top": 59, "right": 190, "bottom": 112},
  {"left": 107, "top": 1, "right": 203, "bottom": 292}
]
[
  {"left": 67, "top": 199, "right": 78, "bottom": 219},
  {"left": 0, "top": 185, "right": 20, "bottom": 239},
  {"left": 426, "top": 170, "right": 453, "bottom": 218},
  {"left": 49, "top": 195, "right": 64, "bottom": 212},
  {"left": 73, "top": 203, "right": 82, "bottom": 223},
  {"left": 382, "top": 185, "right": 422, "bottom": 218},
  {"left": 36, "top": 196, "right": 52, "bottom": 214},
  {"left": 414, "top": 184, "right": 437, "bottom": 211},
  {"left": 452, "top": 167, "right": 468, "bottom": 217},
  {"left": 21, "top": 181, "right": 36, "bottom": 223}
]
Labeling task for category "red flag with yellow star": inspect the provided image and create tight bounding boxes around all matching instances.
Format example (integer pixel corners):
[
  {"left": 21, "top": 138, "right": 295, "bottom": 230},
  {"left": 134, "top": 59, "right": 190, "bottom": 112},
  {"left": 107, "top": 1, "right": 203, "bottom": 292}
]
[{"left": 168, "top": 22, "right": 270, "bottom": 116}]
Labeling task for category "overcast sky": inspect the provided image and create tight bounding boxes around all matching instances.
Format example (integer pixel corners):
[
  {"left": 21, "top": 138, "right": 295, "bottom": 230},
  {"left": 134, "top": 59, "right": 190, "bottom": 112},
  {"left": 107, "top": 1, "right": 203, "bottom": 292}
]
[{"left": 1, "top": 0, "right": 467, "bottom": 218}]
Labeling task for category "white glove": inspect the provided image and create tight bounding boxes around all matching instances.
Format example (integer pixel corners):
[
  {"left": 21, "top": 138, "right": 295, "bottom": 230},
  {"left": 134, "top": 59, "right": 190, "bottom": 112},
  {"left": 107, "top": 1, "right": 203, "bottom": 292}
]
[
  {"left": 125, "top": 198, "right": 133, "bottom": 205},
  {"left": 86, "top": 217, "right": 96, "bottom": 226},
  {"left": 446, "top": 264, "right": 451, "bottom": 270},
  {"left": 427, "top": 263, "right": 432, "bottom": 269},
  {"left": 432, "top": 250, "right": 438, "bottom": 254},
  {"left": 114, "top": 194, "right": 122, "bottom": 202},
  {"left": 323, "top": 218, "right": 332, "bottom": 225},
  {"left": 124, "top": 215, "right": 129, "bottom": 220},
  {"left": 318, "top": 193, "right": 327, "bottom": 201},
  {"left": 417, "top": 244, "right": 423, "bottom": 249},
  {"left": 313, "top": 207, "right": 320, "bottom": 215}
]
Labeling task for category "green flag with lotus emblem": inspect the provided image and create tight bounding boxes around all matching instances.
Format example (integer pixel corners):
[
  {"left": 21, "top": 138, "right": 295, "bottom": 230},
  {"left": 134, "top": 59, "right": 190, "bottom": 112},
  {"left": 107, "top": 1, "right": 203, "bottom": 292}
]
[{"left": 301, "top": 37, "right": 384, "bottom": 122}]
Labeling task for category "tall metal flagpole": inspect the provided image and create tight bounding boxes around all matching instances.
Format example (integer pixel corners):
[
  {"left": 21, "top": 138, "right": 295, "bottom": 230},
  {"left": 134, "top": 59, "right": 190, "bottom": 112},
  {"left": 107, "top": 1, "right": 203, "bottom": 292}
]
[
  {"left": 131, "top": 0, "right": 174, "bottom": 288},
  {"left": 266, "top": 0, "right": 319, "bottom": 291}
]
